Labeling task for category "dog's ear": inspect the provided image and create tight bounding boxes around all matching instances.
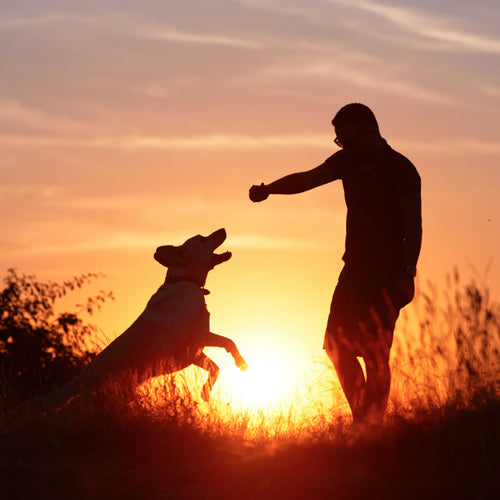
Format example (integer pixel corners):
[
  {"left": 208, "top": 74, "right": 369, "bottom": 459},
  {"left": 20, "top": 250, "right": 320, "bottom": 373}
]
[
  {"left": 211, "top": 251, "right": 232, "bottom": 268},
  {"left": 154, "top": 245, "right": 185, "bottom": 268}
]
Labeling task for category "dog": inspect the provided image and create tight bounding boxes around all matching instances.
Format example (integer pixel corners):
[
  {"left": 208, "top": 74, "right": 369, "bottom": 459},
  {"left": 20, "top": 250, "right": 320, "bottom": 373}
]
[{"left": 48, "top": 228, "right": 247, "bottom": 409}]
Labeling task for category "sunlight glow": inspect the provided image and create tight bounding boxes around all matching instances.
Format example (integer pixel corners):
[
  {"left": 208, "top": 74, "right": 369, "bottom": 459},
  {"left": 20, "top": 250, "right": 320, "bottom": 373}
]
[
  {"left": 208, "top": 337, "right": 338, "bottom": 414},
  {"left": 220, "top": 349, "right": 294, "bottom": 410},
  {"left": 137, "top": 335, "right": 351, "bottom": 438}
]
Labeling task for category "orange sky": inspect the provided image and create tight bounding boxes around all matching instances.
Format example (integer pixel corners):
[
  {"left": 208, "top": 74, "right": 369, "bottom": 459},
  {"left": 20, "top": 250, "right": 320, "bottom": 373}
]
[{"left": 1, "top": 1, "right": 499, "bottom": 375}]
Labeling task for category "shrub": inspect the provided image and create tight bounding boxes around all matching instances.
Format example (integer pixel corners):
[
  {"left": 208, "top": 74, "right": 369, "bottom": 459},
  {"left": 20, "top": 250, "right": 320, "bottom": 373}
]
[{"left": 0, "top": 269, "right": 113, "bottom": 404}]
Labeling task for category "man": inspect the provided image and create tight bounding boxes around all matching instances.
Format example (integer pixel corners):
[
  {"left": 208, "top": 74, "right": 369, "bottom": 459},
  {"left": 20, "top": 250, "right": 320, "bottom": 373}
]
[{"left": 249, "top": 103, "right": 422, "bottom": 426}]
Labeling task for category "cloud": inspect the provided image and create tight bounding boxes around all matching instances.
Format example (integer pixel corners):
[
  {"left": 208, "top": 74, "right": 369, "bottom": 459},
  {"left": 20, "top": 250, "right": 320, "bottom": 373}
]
[
  {"left": 21, "top": 232, "right": 327, "bottom": 256},
  {"left": 238, "top": 59, "right": 450, "bottom": 104},
  {"left": 0, "top": 229, "right": 168, "bottom": 259},
  {"left": 3, "top": 231, "right": 328, "bottom": 258},
  {"left": 0, "top": 133, "right": 328, "bottom": 150},
  {"left": 230, "top": 234, "right": 327, "bottom": 251},
  {"left": 396, "top": 139, "right": 500, "bottom": 155},
  {"left": 480, "top": 84, "right": 500, "bottom": 99},
  {"left": 0, "top": 184, "right": 64, "bottom": 201},
  {"left": 421, "top": 26, "right": 500, "bottom": 53},
  {"left": 33, "top": 232, "right": 167, "bottom": 255},
  {"left": 143, "top": 28, "right": 261, "bottom": 49},
  {"left": 240, "top": 0, "right": 500, "bottom": 54},
  {"left": 0, "top": 13, "right": 94, "bottom": 27},
  {"left": 124, "top": 134, "right": 327, "bottom": 149},
  {"left": 331, "top": 0, "right": 500, "bottom": 54},
  {"left": 0, "top": 99, "right": 82, "bottom": 133},
  {"left": 4, "top": 132, "right": 500, "bottom": 155}
]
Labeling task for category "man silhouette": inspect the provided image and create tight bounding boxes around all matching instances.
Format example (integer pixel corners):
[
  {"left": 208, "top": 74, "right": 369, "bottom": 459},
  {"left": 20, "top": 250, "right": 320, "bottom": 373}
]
[{"left": 249, "top": 103, "right": 422, "bottom": 426}]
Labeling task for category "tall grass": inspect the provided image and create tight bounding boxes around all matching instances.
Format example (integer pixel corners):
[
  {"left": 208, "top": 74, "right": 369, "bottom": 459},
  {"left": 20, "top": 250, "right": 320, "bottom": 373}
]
[
  {"left": 3, "top": 269, "right": 499, "bottom": 438},
  {"left": 391, "top": 269, "right": 500, "bottom": 421},
  {"left": 1, "top": 269, "right": 499, "bottom": 499}
]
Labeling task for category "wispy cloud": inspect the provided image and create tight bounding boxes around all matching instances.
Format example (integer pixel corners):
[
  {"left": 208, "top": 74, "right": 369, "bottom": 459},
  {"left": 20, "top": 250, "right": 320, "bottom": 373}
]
[
  {"left": 0, "top": 184, "right": 64, "bottom": 201},
  {"left": 230, "top": 234, "right": 327, "bottom": 251},
  {"left": 240, "top": 59, "right": 450, "bottom": 104},
  {"left": 0, "top": 99, "right": 82, "bottom": 132},
  {"left": 480, "top": 84, "right": 500, "bottom": 99},
  {"left": 4, "top": 133, "right": 500, "bottom": 155},
  {"left": 2, "top": 231, "right": 326, "bottom": 258},
  {"left": 0, "top": 12, "right": 98, "bottom": 28},
  {"left": 33, "top": 232, "right": 168, "bottom": 255},
  {"left": 143, "top": 28, "right": 261, "bottom": 49},
  {"left": 33, "top": 232, "right": 326, "bottom": 255},
  {"left": 331, "top": 0, "right": 500, "bottom": 53},
  {"left": 396, "top": 139, "right": 500, "bottom": 156},
  {"left": 0, "top": 229, "right": 169, "bottom": 259},
  {"left": 0, "top": 133, "right": 328, "bottom": 150},
  {"left": 1, "top": 10, "right": 261, "bottom": 50}
]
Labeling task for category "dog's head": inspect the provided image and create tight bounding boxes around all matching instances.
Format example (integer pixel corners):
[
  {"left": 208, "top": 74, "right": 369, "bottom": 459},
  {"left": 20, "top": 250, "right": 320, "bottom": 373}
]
[{"left": 154, "top": 228, "right": 231, "bottom": 287}]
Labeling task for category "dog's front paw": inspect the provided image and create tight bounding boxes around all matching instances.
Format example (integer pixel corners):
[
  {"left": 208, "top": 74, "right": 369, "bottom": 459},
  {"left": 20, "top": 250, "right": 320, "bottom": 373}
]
[{"left": 235, "top": 355, "right": 248, "bottom": 372}]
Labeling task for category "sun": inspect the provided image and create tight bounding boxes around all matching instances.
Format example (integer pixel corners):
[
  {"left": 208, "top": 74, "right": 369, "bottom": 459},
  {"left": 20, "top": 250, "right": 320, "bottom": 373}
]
[
  {"left": 227, "top": 352, "right": 289, "bottom": 408},
  {"left": 213, "top": 346, "right": 300, "bottom": 411}
]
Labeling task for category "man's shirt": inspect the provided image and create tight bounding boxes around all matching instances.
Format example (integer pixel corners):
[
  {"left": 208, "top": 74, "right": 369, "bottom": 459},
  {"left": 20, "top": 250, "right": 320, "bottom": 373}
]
[{"left": 325, "top": 138, "right": 421, "bottom": 270}]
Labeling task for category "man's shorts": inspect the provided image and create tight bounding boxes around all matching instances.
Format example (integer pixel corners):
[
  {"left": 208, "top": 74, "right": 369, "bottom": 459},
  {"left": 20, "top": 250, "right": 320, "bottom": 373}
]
[{"left": 323, "top": 266, "right": 403, "bottom": 358}]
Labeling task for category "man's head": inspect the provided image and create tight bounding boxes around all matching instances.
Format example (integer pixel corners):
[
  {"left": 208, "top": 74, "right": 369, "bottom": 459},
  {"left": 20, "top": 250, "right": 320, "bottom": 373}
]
[{"left": 332, "top": 103, "right": 380, "bottom": 149}]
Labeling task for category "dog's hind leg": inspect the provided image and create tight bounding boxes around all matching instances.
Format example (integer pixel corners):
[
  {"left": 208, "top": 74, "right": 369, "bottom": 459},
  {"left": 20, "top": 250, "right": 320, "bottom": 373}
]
[
  {"left": 36, "top": 375, "right": 82, "bottom": 413},
  {"left": 193, "top": 352, "right": 220, "bottom": 401},
  {"left": 204, "top": 332, "right": 248, "bottom": 372}
]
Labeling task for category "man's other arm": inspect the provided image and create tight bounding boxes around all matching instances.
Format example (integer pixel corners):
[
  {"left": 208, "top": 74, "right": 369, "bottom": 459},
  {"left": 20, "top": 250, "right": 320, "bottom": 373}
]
[
  {"left": 400, "top": 192, "right": 422, "bottom": 269},
  {"left": 249, "top": 161, "right": 339, "bottom": 202},
  {"left": 393, "top": 191, "right": 422, "bottom": 307}
]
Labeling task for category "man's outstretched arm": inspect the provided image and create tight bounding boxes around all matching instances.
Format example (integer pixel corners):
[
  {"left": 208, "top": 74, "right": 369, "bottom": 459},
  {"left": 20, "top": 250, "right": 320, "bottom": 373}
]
[{"left": 249, "top": 161, "right": 338, "bottom": 202}]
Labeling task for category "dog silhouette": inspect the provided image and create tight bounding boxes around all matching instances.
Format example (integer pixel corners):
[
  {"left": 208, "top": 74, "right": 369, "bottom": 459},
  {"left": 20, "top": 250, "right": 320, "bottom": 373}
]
[{"left": 47, "top": 228, "right": 247, "bottom": 408}]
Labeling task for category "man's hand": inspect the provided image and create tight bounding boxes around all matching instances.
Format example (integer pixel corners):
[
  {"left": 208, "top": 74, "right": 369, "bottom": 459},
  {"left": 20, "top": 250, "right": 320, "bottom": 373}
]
[{"left": 249, "top": 183, "right": 269, "bottom": 202}]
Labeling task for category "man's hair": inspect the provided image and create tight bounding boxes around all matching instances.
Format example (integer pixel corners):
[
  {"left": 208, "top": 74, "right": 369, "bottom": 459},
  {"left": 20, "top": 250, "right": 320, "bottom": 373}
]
[{"left": 332, "top": 103, "right": 380, "bottom": 133}]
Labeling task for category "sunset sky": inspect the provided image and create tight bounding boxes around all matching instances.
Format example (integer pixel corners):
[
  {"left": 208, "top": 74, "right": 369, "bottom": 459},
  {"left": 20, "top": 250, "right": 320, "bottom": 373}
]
[{"left": 1, "top": 1, "right": 499, "bottom": 386}]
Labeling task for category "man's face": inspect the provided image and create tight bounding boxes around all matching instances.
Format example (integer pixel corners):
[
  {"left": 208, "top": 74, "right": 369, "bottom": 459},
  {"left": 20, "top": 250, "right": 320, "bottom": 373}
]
[{"left": 334, "top": 122, "right": 362, "bottom": 150}]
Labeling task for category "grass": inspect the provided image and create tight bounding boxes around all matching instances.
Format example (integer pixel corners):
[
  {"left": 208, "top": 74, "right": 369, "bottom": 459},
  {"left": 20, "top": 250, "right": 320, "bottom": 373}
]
[
  {"left": 1, "top": 271, "right": 499, "bottom": 499},
  {"left": 1, "top": 394, "right": 498, "bottom": 499}
]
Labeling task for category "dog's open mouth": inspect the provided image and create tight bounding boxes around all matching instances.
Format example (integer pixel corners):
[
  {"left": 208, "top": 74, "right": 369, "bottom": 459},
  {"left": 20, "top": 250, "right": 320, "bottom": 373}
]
[
  {"left": 207, "top": 228, "right": 227, "bottom": 250},
  {"left": 207, "top": 229, "right": 231, "bottom": 267},
  {"left": 211, "top": 250, "right": 231, "bottom": 267}
]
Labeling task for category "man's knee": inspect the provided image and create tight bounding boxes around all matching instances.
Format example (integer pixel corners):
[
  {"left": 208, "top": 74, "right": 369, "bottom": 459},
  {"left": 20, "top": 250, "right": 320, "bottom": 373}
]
[
  {"left": 325, "top": 333, "right": 360, "bottom": 375},
  {"left": 324, "top": 330, "right": 346, "bottom": 366}
]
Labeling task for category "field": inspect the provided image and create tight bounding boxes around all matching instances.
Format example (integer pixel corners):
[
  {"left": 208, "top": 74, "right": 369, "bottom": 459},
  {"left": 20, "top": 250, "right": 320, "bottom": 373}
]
[
  {"left": 1, "top": 385, "right": 498, "bottom": 499},
  {"left": 1, "top": 273, "right": 499, "bottom": 499}
]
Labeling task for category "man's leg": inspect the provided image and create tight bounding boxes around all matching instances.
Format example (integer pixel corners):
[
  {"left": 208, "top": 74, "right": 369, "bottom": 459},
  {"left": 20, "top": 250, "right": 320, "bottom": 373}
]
[
  {"left": 324, "top": 268, "right": 370, "bottom": 423},
  {"left": 360, "top": 296, "right": 397, "bottom": 425},
  {"left": 362, "top": 278, "right": 400, "bottom": 425},
  {"left": 325, "top": 335, "right": 367, "bottom": 424},
  {"left": 363, "top": 345, "right": 391, "bottom": 425}
]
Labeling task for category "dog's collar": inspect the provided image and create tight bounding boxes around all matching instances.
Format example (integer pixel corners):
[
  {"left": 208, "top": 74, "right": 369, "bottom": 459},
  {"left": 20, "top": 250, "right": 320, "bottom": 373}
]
[{"left": 165, "top": 275, "right": 210, "bottom": 295}]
